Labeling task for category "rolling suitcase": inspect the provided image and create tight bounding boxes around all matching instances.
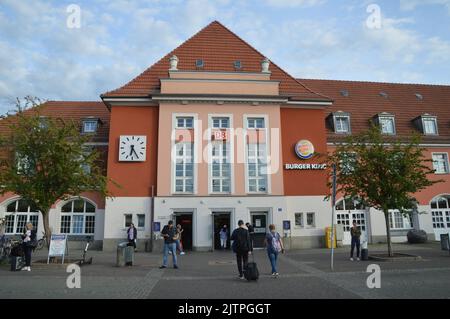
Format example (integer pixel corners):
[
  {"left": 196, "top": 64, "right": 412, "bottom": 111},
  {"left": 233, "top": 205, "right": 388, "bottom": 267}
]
[{"left": 244, "top": 254, "right": 259, "bottom": 281}]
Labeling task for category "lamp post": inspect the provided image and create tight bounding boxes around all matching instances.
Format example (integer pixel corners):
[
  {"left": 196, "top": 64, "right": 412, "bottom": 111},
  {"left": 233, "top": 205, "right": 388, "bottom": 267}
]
[{"left": 331, "top": 163, "right": 337, "bottom": 272}]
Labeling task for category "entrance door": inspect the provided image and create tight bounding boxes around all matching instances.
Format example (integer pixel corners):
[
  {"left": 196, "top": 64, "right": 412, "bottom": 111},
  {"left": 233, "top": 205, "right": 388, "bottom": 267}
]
[
  {"left": 335, "top": 198, "right": 368, "bottom": 245},
  {"left": 430, "top": 196, "right": 450, "bottom": 240},
  {"left": 174, "top": 213, "right": 193, "bottom": 250},
  {"left": 251, "top": 212, "right": 268, "bottom": 248},
  {"left": 212, "top": 212, "right": 231, "bottom": 251}
]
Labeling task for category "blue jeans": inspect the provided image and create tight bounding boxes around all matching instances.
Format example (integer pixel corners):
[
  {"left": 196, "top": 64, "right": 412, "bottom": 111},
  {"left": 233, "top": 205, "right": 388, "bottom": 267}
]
[
  {"left": 351, "top": 237, "right": 360, "bottom": 258},
  {"left": 163, "top": 243, "right": 177, "bottom": 267},
  {"left": 268, "top": 250, "right": 278, "bottom": 273}
]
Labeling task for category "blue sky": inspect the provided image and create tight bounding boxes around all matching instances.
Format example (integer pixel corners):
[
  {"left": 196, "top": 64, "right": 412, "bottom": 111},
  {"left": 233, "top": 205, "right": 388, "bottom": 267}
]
[{"left": 0, "top": 0, "right": 449, "bottom": 115}]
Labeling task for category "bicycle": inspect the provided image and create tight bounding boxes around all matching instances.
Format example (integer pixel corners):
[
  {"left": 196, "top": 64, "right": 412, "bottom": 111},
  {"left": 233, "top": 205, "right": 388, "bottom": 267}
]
[{"left": 35, "top": 231, "right": 47, "bottom": 251}]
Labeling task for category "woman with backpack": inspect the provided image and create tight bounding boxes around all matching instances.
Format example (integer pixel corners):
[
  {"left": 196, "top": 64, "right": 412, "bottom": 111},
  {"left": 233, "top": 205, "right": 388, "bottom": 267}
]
[
  {"left": 265, "top": 224, "right": 285, "bottom": 277},
  {"left": 21, "top": 223, "right": 37, "bottom": 272}
]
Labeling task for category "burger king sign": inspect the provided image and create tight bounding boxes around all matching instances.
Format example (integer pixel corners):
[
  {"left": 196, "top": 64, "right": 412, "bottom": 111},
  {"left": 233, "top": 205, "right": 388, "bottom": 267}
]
[{"left": 295, "top": 140, "right": 315, "bottom": 160}]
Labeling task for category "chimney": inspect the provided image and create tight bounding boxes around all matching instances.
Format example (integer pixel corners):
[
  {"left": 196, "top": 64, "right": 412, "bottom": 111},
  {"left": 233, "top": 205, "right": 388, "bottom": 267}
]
[
  {"left": 169, "top": 55, "right": 179, "bottom": 71},
  {"left": 261, "top": 58, "right": 270, "bottom": 73}
]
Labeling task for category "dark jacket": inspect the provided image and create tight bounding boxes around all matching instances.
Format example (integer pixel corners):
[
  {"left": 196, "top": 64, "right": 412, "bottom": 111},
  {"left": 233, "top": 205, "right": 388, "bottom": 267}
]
[
  {"left": 127, "top": 227, "right": 137, "bottom": 241},
  {"left": 350, "top": 226, "right": 361, "bottom": 239},
  {"left": 161, "top": 225, "right": 176, "bottom": 244},
  {"left": 231, "top": 227, "right": 252, "bottom": 254}
]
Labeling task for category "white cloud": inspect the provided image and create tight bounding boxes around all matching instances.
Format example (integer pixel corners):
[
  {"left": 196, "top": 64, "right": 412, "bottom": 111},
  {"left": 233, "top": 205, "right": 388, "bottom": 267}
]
[{"left": 264, "top": 0, "right": 324, "bottom": 7}]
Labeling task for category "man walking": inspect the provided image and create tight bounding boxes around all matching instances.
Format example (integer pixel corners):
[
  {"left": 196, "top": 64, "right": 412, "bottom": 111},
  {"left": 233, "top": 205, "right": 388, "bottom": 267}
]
[
  {"left": 160, "top": 221, "right": 178, "bottom": 269},
  {"left": 231, "top": 220, "right": 252, "bottom": 279},
  {"left": 246, "top": 222, "right": 255, "bottom": 251},
  {"left": 350, "top": 221, "right": 361, "bottom": 261}
]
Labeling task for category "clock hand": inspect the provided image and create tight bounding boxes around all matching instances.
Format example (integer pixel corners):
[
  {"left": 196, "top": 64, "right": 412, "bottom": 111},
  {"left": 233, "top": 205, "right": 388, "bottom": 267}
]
[
  {"left": 132, "top": 148, "right": 139, "bottom": 157},
  {"left": 129, "top": 145, "right": 135, "bottom": 156}
]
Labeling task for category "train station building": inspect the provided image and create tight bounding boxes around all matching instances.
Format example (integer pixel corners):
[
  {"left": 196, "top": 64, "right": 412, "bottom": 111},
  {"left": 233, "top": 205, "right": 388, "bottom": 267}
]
[{"left": 1, "top": 21, "right": 450, "bottom": 251}]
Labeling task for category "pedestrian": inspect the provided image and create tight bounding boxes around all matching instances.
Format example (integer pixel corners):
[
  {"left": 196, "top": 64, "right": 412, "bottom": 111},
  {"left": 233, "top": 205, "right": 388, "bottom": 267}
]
[
  {"left": 231, "top": 220, "right": 252, "bottom": 280},
  {"left": 246, "top": 222, "right": 255, "bottom": 250},
  {"left": 159, "top": 220, "right": 178, "bottom": 269},
  {"left": 350, "top": 221, "right": 361, "bottom": 261},
  {"left": 174, "top": 224, "right": 185, "bottom": 255},
  {"left": 127, "top": 223, "right": 137, "bottom": 252},
  {"left": 219, "top": 225, "right": 228, "bottom": 249},
  {"left": 21, "top": 223, "right": 37, "bottom": 272},
  {"left": 265, "top": 224, "right": 284, "bottom": 276}
]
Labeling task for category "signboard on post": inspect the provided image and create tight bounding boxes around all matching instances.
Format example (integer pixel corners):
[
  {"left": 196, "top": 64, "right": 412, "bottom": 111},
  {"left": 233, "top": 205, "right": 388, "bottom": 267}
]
[
  {"left": 47, "top": 234, "right": 68, "bottom": 264},
  {"left": 283, "top": 220, "right": 291, "bottom": 230}
]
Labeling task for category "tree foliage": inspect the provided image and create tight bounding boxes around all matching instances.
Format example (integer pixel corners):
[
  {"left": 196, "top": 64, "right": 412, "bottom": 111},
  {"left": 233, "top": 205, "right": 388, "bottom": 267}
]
[
  {"left": 327, "top": 124, "right": 442, "bottom": 256},
  {"left": 0, "top": 97, "right": 113, "bottom": 244}
]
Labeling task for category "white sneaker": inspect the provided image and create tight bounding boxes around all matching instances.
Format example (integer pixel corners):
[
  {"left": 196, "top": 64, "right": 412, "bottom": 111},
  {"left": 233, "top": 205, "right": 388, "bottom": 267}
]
[
  {"left": 27, "top": 267, "right": 31, "bottom": 271},
  {"left": 350, "top": 258, "right": 354, "bottom": 261},
  {"left": 357, "top": 257, "right": 360, "bottom": 261},
  {"left": 21, "top": 267, "right": 28, "bottom": 271},
  {"left": 180, "top": 252, "right": 185, "bottom": 255}
]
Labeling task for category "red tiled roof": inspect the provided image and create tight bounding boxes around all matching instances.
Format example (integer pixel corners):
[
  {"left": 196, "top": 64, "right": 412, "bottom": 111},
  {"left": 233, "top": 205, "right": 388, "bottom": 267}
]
[
  {"left": 0, "top": 101, "right": 110, "bottom": 142},
  {"left": 298, "top": 78, "right": 450, "bottom": 144},
  {"left": 102, "top": 21, "right": 329, "bottom": 101}
]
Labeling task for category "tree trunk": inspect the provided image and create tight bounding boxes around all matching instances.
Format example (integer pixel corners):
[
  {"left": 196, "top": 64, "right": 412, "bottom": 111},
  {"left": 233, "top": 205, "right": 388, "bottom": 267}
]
[
  {"left": 42, "top": 209, "right": 52, "bottom": 249},
  {"left": 384, "top": 210, "right": 393, "bottom": 257}
]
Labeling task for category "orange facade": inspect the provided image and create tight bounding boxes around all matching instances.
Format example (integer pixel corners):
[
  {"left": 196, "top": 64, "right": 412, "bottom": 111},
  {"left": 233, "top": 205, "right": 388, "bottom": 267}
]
[
  {"left": 281, "top": 108, "right": 329, "bottom": 196},
  {"left": 106, "top": 106, "right": 159, "bottom": 197}
]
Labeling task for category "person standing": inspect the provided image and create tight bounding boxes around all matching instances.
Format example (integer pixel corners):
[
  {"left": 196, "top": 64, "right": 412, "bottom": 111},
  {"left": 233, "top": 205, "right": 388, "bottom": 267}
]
[
  {"left": 265, "top": 224, "right": 284, "bottom": 276},
  {"left": 246, "top": 222, "right": 255, "bottom": 251},
  {"left": 219, "top": 225, "right": 228, "bottom": 250},
  {"left": 350, "top": 221, "right": 361, "bottom": 261},
  {"left": 127, "top": 223, "right": 137, "bottom": 252},
  {"left": 21, "top": 223, "right": 37, "bottom": 272},
  {"left": 174, "top": 224, "right": 185, "bottom": 255},
  {"left": 159, "top": 221, "right": 178, "bottom": 269},
  {"left": 231, "top": 220, "right": 252, "bottom": 280}
]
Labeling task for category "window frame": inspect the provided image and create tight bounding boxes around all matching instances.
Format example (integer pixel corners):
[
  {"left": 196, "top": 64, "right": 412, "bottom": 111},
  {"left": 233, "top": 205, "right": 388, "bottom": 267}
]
[
  {"left": 173, "top": 142, "right": 194, "bottom": 194},
  {"left": 294, "top": 213, "right": 304, "bottom": 228},
  {"left": 306, "top": 212, "right": 316, "bottom": 228},
  {"left": 82, "top": 119, "right": 98, "bottom": 134},
  {"left": 176, "top": 116, "right": 194, "bottom": 129},
  {"left": 3, "top": 199, "right": 39, "bottom": 235},
  {"left": 432, "top": 152, "right": 450, "bottom": 174},
  {"left": 378, "top": 115, "right": 396, "bottom": 135},
  {"left": 210, "top": 141, "right": 231, "bottom": 194},
  {"left": 422, "top": 116, "right": 438, "bottom": 135},
  {"left": 137, "top": 214, "right": 146, "bottom": 229},
  {"left": 246, "top": 143, "right": 268, "bottom": 194},
  {"left": 388, "top": 209, "right": 413, "bottom": 230},
  {"left": 60, "top": 199, "right": 96, "bottom": 235},
  {"left": 333, "top": 113, "right": 351, "bottom": 134}
]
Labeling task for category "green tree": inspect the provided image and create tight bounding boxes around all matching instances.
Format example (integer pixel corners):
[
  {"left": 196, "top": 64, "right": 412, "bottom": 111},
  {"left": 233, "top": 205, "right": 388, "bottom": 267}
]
[
  {"left": 0, "top": 97, "right": 113, "bottom": 247},
  {"left": 327, "top": 125, "right": 442, "bottom": 257}
]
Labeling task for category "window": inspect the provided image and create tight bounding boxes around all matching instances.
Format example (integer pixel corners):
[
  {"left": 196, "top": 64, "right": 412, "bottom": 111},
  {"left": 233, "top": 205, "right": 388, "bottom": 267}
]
[
  {"left": 295, "top": 213, "right": 304, "bottom": 227},
  {"left": 234, "top": 60, "right": 242, "bottom": 69},
  {"left": 38, "top": 117, "right": 48, "bottom": 129},
  {"left": 247, "top": 143, "right": 267, "bottom": 193},
  {"left": 388, "top": 210, "right": 413, "bottom": 230},
  {"left": 430, "top": 196, "right": 450, "bottom": 229},
  {"left": 211, "top": 142, "right": 231, "bottom": 193},
  {"left": 176, "top": 117, "right": 194, "bottom": 128},
  {"left": 16, "top": 154, "right": 34, "bottom": 175},
  {"left": 195, "top": 59, "right": 204, "bottom": 68},
  {"left": 80, "top": 146, "right": 92, "bottom": 175},
  {"left": 124, "top": 214, "right": 133, "bottom": 228},
  {"left": 432, "top": 153, "right": 449, "bottom": 174},
  {"left": 379, "top": 116, "right": 396, "bottom": 135},
  {"left": 247, "top": 118, "right": 265, "bottom": 129},
  {"left": 423, "top": 117, "right": 438, "bottom": 135},
  {"left": 212, "top": 117, "right": 229, "bottom": 128},
  {"left": 4, "top": 199, "right": 39, "bottom": 234},
  {"left": 60, "top": 199, "right": 96, "bottom": 235},
  {"left": 137, "top": 214, "right": 145, "bottom": 228},
  {"left": 174, "top": 142, "right": 194, "bottom": 193},
  {"left": 334, "top": 115, "right": 350, "bottom": 133},
  {"left": 306, "top": 213, "right": 315, "bottom": 228},
  {"left": 82, "top": 119, "right": 98, "bottom": 133}
]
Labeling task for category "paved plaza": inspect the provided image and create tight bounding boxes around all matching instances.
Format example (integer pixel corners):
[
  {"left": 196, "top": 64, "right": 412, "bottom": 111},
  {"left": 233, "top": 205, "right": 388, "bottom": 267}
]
[{"left": 0, "top": 242, "right": 449, "bottom": 299}]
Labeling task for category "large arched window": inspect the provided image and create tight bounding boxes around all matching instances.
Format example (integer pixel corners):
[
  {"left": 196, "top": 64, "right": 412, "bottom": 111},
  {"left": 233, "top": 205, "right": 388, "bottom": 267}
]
[
  {"left": 4, "top": 199, "right": 39, "bottom": 234},
  {"left": 430, "top": 195, "right": 450, "bottom": 230},
  {"left": 60, "top": 199, "right": 96, "bottom": 235}
]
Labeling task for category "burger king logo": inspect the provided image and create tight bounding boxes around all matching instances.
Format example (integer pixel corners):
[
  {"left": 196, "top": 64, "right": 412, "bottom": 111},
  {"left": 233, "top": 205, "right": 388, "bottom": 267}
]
[{"left": 295, "top": 140, "right": 314, "bottom": 160}]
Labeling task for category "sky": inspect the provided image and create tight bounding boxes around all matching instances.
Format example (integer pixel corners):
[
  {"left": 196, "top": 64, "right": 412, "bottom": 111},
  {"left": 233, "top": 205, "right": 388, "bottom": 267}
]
[{"left": 0, "top": 0, "right": 450, "bottom": 115}]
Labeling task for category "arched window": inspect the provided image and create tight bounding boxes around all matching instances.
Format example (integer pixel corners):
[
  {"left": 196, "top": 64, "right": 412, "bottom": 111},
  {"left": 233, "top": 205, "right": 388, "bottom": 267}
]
[
  {"left": 4, "top": 199, "right": 39, "bottom": 234},
  {"left": 60, "top": 199, "right": 96, "bottom": 235},
  {"left": 430, "top": 195, "right": 450, "bottom": 230}
]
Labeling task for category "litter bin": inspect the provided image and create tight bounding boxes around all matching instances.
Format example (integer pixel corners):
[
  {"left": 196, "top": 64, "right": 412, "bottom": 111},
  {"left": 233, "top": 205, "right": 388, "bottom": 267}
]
[
  {"left": 361, "top": 241, "right": 369, "bottom": 261},
  {"left": 325, "top": 227, "right": 336, "bottom": 248},
  {"left": 440, "top": 234, "right": 450, "bottom": 251},
  {"left": 116, "top": 242, "right": 134, "bottom": 267}
]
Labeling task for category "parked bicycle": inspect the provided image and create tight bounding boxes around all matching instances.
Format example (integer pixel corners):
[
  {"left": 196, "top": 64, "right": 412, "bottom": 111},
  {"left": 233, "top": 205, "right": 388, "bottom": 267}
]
[{"left": 35, "top": 231, "right": 47, "bottom": 251}]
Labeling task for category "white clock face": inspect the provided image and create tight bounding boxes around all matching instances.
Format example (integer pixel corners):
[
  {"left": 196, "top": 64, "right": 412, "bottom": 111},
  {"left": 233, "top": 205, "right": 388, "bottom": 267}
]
[{"left": 119, "top": 135, "right": 147, "bottom": 162}]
